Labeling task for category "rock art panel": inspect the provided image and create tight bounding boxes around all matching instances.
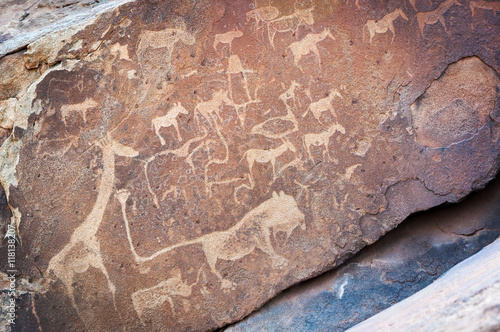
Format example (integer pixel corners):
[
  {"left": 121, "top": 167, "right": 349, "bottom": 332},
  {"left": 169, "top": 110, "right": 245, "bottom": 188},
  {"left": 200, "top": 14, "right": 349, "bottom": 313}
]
[
  {"left": 0, "top": 0, "right": 499, "bottom": 330},
  {"left": 225, "top": 176, "right": 500, "bottom": 332}
]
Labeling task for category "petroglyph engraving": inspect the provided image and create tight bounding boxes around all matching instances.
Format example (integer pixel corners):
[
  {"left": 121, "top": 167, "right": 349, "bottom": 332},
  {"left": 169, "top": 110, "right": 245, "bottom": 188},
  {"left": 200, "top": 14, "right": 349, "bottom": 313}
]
[
  {"left": 117, "top": 190, "right": 305, "bottom": 287},
  {"left": 226, "top": 54, "right": 258, "bottom": 117},
  {"left": 144, "top": 132, "right": 208, "bottom": 206},
  {"left": 267, "top": 7, "right": 315, "bottom": 48},
  {"left": 364, "top": 9, "right": 408, "bottom": 44},
  {"left": 408, "top": 0, "right": 419, "bottom": 11},
  {"left": 193, "top": 90, "right": 233, "bottom": 192},
  {"left": 251, "top": 81, "right": 300, "bottom": 139},
  {"left": 138, "top": 28, "right": 196, "bottom": 55},
  {"left": 195, "top": 89, "right": 232, "bottom": 129},
  {"left": 132, "top": 269, "right": 204, "bottom": 323},
  {"left": 303, "top": 123, "right": 345, "bottom": 161},
  {"left": 137, "top": 27, "right": 195, "bottom": 74},
  {"left": 470, "top": 0, "right": 500, "bottom": 15},
  {"left": 288, "top": 29, "right": 335, "bottom": 69},
  {"left": 279, "top": 80, "right": 301, "bottom": 110},
  {"left": 110, "top": 42, "right": 130, "bottom": 60},
  {"left": 246, "top": 6, "right": 279, "bottom": 29},
  {"left": 242, "top": 140, "right": 297, "bottom": 185},
  {"left": 152, "top": 102, "right": 189, "bottom": 144},
  {"left": 303, "top": 89, "right": 343, "bottom": 123},
  {"left": 343, "top": 164, "right": 360, "bottom": 181},
  {"left": 416, "top": 0, "right": 460, "bottom": 36},
  {"left": 60, "top": 98, "right": 98, "bottom": 126},
  {"left": 227, "top": 54, "right": 254, "bottom": 75},
  {"left": 213, "top": 30, "right": 243, "bottom": 51},
  {"left": 47, "top": 134, "right": 138, "bottom": 316}
]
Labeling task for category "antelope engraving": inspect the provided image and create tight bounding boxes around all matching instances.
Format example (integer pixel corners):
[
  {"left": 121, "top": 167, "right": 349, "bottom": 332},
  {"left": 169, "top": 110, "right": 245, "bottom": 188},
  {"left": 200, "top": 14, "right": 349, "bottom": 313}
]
[
  {"left": 132, "top": 269, "right": 204, "bottom": 323},
  {"left": 303, "top": 89, "right": 343, "bottom": 123},
  {"left": 267, "top": 7, "right": 315, "bottom": 48},
  {"left": 416, "top": 0, "right": 460, "bottom": 36},
  {"left": 470, "top": 0, "right": 500, "bottom": 15},
  {"left": 303, "top": 123, "right": 346, "bottom": 161},
  {"left": 364, "top": 9, "right": 408, "bottom": 44},
  {"left": 242, "top": 140, "right": 297, "bottom": 184},
  {"left": 60, "top": 98, "right": 98, "bottom": 126},
  {"left": 117, "top": 190, "right": 305, "bottom": 287},
  {"left": 246, "top": 6, "right": 280, "bottom": 29},
  {"left": 251, "top": 81, "right": 300, "bottom": 139},
  {"left": 47, "top": 134, "right": 138, "bottom": 315},
  {"left": 213, "top": 29, "right": 243, "bottom": 51},
  {"left": 152, "top": 102, "right": 189, "bottom": 144},
  {"left": 137, "top": 27, "right": 196, "bottom": 59},
  {"left": 195, "top": 89, "right": 232, "bottom": 129},
  {"left": 288, "top": 28, "right": 335, "bottom": 69}
]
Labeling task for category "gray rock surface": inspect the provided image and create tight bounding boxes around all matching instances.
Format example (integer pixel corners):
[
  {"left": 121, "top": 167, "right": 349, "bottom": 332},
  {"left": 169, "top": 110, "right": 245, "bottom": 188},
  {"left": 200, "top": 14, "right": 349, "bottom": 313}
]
[{"left": 348, "top": 236, "right": 500, "bottom": 332}]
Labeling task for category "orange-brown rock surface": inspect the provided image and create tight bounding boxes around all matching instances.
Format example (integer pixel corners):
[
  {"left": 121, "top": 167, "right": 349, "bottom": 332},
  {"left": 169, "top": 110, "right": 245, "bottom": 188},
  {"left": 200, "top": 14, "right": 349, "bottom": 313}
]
[{"left": 0, "top": 0, "right": 499, "bottom": 330}]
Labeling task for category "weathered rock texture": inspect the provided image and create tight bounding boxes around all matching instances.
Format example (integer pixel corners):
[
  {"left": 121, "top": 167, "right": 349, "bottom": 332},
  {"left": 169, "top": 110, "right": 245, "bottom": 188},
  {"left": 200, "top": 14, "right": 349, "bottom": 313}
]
[
  {"left": 0, "top": 0, "right": 499, "bottom": 330},
  {"left": 0, "top": 0, "right": 132, "bottom": 57},
  {"left": 348, "top": 236, "right": 500, "bottom": 332},
  {"left": 225, "top": 175, "right": 500, "bottom": 332}
]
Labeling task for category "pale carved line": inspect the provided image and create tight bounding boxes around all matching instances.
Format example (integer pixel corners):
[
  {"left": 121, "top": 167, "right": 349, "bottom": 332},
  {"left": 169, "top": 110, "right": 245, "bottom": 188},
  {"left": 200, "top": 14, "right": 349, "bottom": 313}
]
[
  {"left": 470, "top": 0, "right": 500, "bottom": 15},
  {"left": 143, "top": 130, "right": 208, "bottom": 207},
  {"left": 213, "top": 29, "right": 243, "bottom": 51},
  {"left": 246, "top": 6, "right": 280, "bottom": 30},
  {"left": 303, "top": 88, "right": 343, "bottom": 123},
  {"left": 241, "top": 140, "right": 297, "bottom": 187},
  {"left": 415, "top": 0, "right": 460, "bottom": 37},
  {"left": 250, "top": 80, "right": 300, "bottom": 139},
  {"left": 60, "top": 98, "right": 98, "bottom": 126},
  {"left": 47, "top": 134, "right": 138, "bottom": 319},
  {"left": 152, "top": 102, "right": 189, "bottom": 144},
  {"left": 288, "top": 28, "right": 335, "bottom": 70},
  {"left": 131, "top": 268, "right": 205, "bottom": 323},
  {"left": 303, "top": 123, "right": 346, "bottom": 161},
  {"left": 364, "top": 8, "right": 408, "bottom": 44},
  {"left": 266, "top": 7, "right": 315, "bottom": 48},
  {"left": 116, "top": 190, "right": 305, "bottom": 289}
]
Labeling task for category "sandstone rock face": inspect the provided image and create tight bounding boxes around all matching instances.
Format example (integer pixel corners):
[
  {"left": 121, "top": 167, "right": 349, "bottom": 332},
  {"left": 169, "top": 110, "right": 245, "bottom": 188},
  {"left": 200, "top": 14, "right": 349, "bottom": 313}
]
[
  {"left": 0, "top": 0, "right": 499, "bottom": 330},
  {"left": 225, "top": 176, "right": 500, "bottom": 332},
  {"left": 348, "top": 236, "right": 500, "bottom": 332}
]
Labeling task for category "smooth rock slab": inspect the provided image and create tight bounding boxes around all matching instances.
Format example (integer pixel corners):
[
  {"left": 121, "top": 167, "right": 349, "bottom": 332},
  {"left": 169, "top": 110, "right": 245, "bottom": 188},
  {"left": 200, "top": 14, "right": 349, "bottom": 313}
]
[
  {"left": 224, "top": 174, "right": 500, "bottom": 332},
  {"left": 348, "top": 236, "right": 500, "bottom": 332},
  {"left": 0, "top": 0, "right": 499, "bottom": 330}
]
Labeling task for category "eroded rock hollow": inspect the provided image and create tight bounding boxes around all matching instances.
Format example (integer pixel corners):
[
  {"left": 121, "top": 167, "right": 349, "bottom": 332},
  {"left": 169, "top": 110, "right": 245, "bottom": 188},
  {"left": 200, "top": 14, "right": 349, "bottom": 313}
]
[{"left": 0, "top": 0, "right": 499, "bottom": 330}]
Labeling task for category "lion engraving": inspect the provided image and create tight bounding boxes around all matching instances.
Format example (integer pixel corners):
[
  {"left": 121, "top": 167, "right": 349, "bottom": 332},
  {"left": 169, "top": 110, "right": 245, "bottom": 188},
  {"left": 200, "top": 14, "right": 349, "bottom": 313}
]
[{"left": 118, "top": 191, "right": 306, "bottom": 287}]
